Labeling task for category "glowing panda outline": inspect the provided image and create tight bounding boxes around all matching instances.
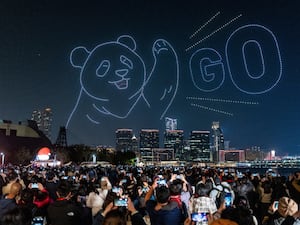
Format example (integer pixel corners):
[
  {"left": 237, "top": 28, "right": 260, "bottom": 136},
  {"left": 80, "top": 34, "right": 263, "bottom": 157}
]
[{"left": 66, "top": 35, "right": 179, "bottom": 128}]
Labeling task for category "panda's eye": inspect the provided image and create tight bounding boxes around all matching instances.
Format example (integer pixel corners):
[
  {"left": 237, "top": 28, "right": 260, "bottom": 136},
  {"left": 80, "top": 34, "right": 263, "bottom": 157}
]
[
  {"left": 120, "top": 55, "right": 133, "bottom": 69},
  {"left": 96, "top": 60, "right": 110, "bottom": 77}
]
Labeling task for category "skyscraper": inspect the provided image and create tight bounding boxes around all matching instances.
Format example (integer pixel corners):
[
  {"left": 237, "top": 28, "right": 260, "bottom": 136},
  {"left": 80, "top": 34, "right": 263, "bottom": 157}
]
[
  {"left": 139, "top": 129, "right": 159, "bottom": 161},
  {"left": 31, "top": 108, "right": 52, "bottom": 140},
  {"left": 189, "top": 130, "right": 211, "bottom": 162},
  {"left": 139, "top": 129, "right": 159, "bottom": 148},
  {"left": 132, "top": 134, "right": 138, "bottom": 153},
  {"left": 164, "top": 130, "right": 184, "bottom": 159},
  {"left": 211, "top": 121, "right": 225, "bottom": 162},
  {"left": 115, "top": 129, "right": 133, "bottom": 152}
]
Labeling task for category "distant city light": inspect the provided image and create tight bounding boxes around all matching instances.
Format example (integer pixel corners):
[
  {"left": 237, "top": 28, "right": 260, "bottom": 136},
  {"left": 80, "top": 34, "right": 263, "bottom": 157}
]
[
  {"left": 0, "top": 152, "right": 5, "bottom": 166},
  {"left": 271, "top": 150, "right": 275, "bottom": 158}
]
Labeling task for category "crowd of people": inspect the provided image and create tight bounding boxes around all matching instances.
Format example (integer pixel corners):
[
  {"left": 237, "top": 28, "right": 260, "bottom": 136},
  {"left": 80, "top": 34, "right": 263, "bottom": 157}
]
[{"left": 0, "top": 164, "right": 299, "bottom": 225}]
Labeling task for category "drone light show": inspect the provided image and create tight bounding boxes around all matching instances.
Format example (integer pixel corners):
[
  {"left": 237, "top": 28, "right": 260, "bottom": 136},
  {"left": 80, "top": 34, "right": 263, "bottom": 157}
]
[{"left": 0, "top": 0, "right": 299, "bottom": 154}]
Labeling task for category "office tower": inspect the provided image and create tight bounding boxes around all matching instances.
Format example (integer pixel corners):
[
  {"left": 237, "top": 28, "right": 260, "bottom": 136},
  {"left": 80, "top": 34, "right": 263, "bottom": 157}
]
[
  {"left": 165, "top": 117, "right": 177, "bottom": 130},
  {"left": 31, "top": 110, "right": 42, "bottom": 129},
  {"left": 189, "top": 130, "right": 211, "bottom": 162},
  {"left": 181, "top": 140, "right": 193, "bottom": 161},
  {"left": 139, "top": 129, "right": 159, "bottom": 160},
  {"left": 42, "top": 108, "right": 52, "bottom": 139},
  {"left": 132, "top": 134, "right": 138, "bottom": 152},
  {"left": 211, "top": 121, "right": 224, "bottom": 162},
  {"left": 115, "top": 129, "right": 133, "bottom": 152},
  {"left": 164, "top": 130, "right": 184, "bottom": 159},
  {"left": 31, "top": 108, "right": 52, "bottom": 140},
  {"left": 139, "top": 129, "right": 159, "bottom": 149}
]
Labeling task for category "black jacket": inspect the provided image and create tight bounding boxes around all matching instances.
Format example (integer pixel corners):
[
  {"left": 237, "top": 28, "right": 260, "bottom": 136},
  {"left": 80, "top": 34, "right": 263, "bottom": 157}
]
[
  {"left": 47, "top": 199, "right": 82, "bottom": 225},
  {"left": 0, "top": 196, "right": 17, "bottom": 217}
]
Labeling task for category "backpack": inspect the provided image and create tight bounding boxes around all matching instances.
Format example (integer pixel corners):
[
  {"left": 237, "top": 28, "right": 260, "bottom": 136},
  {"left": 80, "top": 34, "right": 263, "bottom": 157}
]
[{"left": 210, "top": 184, "right": 231, "bottom": 208}]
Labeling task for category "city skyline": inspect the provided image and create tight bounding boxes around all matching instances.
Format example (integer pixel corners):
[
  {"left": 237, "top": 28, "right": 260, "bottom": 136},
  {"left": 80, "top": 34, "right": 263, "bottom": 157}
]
[{"left": 0, "top": 1, "right": 299, "bottom": 155}]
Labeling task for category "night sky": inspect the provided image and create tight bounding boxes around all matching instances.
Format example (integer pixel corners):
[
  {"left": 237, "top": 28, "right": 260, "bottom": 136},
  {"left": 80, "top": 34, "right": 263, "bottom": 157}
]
[{"left": 0, "top": 0, "right": 299, "bottom": 155}]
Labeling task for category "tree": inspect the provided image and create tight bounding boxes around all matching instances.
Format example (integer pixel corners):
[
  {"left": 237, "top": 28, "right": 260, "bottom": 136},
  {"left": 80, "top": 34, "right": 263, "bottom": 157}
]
[
  {"left": 15, "top": 147, "right": 34, "bottom": 165},
  {"left": 112, "top": 151, "right": 136, "bottom": 165}
]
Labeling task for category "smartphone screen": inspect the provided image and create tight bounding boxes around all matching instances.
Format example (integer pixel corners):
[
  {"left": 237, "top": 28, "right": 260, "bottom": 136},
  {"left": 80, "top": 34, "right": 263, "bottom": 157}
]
[
  {"left": 112, "top": 187, "right": 121, "bottom": 193},
  {"left": 191, "top": 212, "right": 208, "bottom": 224},
  {"left": 142, "top": 187, "right": 149, "bottom": 193},
  {"left": 157, "top": 179, "right": 167, "bottom": 186},
  {"left": 32, "top": 216, "right": 44, "bottom": 225},
  {"left": 224, "top": 192, "right": 232, "bottom": 207},
  {"left": 121, "top": 179, "right": 127, "bottom": 183},
  {"left": 274, "top": 201, "right": 279, "bottom": 209},
  {"left": 31, "top": 183, "right": 39, "bottom": 189},
  {"left": 176, "top": 174, "right": 182, "bottom": 179},
  {"left": 113, "top": 197, "right": 128, "bottom": 207}
]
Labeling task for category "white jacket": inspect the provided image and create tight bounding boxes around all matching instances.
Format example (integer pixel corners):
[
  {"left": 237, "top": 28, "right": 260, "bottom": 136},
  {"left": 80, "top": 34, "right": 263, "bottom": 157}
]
[{"left": 86, "top": 188, "right": 108, "bottom": 216}]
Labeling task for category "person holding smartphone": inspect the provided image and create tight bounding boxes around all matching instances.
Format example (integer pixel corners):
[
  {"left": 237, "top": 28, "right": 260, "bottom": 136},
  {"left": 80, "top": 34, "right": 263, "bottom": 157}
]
[
  {"left": 184, "top": 213, "right": 238, "bottom": 225},
  {"left": 262, "top": 197, "right": 299, "bottom": 225},
  {"left": 2, "top": 170, "right": 26, "bottom": 196},
  {"left": 145, "top": 178, "right": 186, "bottom": 225},
  {"left": 29, "top": 182, "right": 51, "bottom": 219},
  {"left": 287, "top": 171, "right": 300, "bottom": 205},
  {"left": 233, "top": 195, "right": 258, "bottom": 225},
  {"left": 86, "top": 176, "right": 112, "bottom": 218},
  {"left": 113, "top": 196, "right": 128, "bottom": 207},
  {"left": 189, "top": 183, "right": 218, "bottom": 221},
  {"left": 135, "top": 174, "right": 150, "bottom": 216},
  {"left": 93, "top": 197, "right": 146, "bottom": 225}
]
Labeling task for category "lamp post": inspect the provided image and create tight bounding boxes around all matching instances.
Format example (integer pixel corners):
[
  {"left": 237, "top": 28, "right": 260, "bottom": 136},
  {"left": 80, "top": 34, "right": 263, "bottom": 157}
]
[
  {"left": 0, "top": 153, "right": 5, "bottom": 167},
  {"left": 212, "top": 122, "right": 220, "bottom": 163}
]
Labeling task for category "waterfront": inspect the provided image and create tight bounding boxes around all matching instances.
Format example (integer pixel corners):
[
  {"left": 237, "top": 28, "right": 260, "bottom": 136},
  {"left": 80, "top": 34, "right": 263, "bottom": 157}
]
[{"left": 238, "top": 167, "right": 299, "bottom": 178}]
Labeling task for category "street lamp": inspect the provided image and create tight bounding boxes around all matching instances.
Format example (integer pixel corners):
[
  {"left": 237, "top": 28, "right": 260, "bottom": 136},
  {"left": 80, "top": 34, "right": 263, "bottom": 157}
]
[
  {"left": 0, "top": 153, "right": 5, "bottom": 166},
  {"left": 212, "top": 122, "right": 220, "bottom": 163}
]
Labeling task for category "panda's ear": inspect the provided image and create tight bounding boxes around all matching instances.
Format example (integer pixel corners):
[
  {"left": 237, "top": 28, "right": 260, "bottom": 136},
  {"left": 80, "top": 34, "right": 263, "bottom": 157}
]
[
  {"left": 117, "top": 35, "right": 137, "bottom": 51},
  {"left": 70, "top": 46, "right": 90, "bottom": 69}
]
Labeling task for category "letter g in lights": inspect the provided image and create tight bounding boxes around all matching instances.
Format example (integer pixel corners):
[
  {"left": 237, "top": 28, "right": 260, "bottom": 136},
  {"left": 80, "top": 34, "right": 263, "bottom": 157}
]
[{"left": 189, "top": 48, "right": 225, "bottom": 92}]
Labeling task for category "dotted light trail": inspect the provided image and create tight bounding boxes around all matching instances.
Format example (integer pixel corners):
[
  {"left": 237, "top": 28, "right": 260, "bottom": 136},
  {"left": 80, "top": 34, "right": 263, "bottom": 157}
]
[
  {"left": 189, "top": 11, "right": 220, "bottom": 39},
  {"left": 186, "top": 97, "right": 259, "bottom": 105},
  {"left": 186, "top": 14, "right": 242, "bottom": 51},
  {"left": 191, "top": 103, "right": 234, "bottom": 116}
]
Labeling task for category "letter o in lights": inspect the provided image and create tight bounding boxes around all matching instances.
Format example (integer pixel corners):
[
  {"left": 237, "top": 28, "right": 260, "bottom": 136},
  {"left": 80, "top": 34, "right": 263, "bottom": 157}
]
[{"left": 225, "top": 24, "right": 282, "bottom": 94}]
